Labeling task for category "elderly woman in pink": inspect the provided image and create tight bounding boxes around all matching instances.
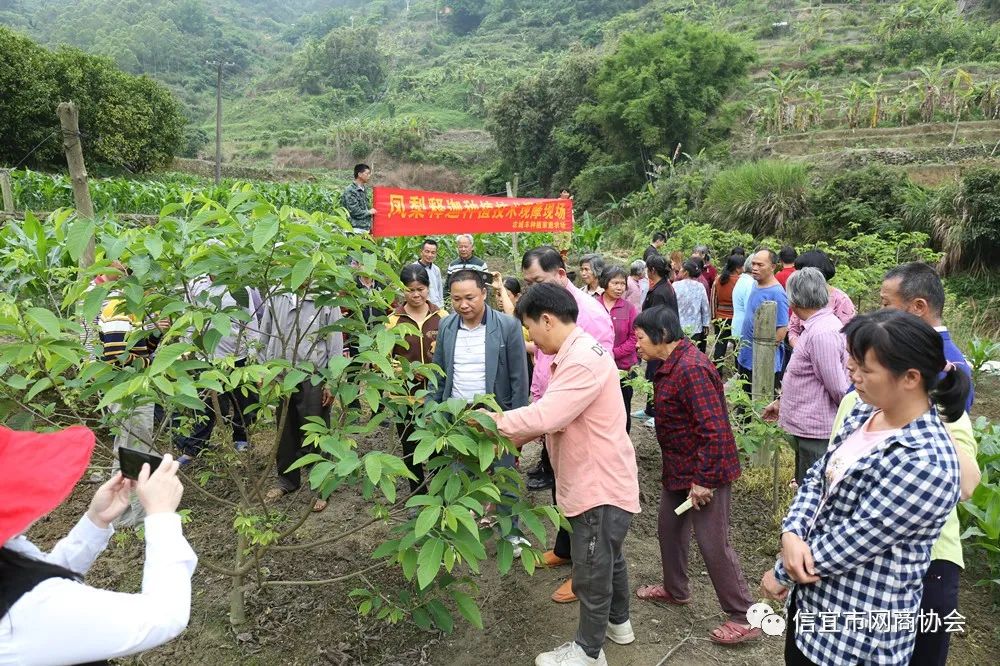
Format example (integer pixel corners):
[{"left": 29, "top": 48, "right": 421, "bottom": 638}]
[
  {"left": 787, "top": 250, "right": 855, "bottom": 347},
  {"left": 597, "top": 265, "right": 639, "bottom": 433}
]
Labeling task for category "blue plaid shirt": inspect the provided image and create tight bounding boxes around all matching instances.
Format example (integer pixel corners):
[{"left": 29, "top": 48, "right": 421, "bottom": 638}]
[{"left": 774, "top": 401, "right": 960, "bottom": 665}]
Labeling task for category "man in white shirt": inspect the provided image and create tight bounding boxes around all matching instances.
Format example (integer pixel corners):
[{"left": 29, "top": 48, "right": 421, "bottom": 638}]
[{"left": 417, "top": 238, "right": 444, "bottom": 307}]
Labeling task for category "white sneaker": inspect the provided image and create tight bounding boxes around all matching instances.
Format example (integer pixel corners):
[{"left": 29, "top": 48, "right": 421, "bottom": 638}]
[
  {"left": 607, "top": 619, "right": 635, "bottom": 645},
  {"left": 644, "top": 417, "right": 655, "bottom": 428},
  {"left": 507, "top": 536, "right": 530, "bottom": 558},
  {"left": 535, "top": 642, "right": 607, "bottom": 666}
]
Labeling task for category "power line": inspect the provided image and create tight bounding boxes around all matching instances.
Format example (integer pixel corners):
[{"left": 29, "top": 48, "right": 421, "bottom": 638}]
[{"left": 12, "top": 131, "right": 59, "bottom": 169}]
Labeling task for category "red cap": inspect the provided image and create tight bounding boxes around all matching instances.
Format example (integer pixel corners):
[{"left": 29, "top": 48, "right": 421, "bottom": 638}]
[{"left": 0, "top": 425, "right": 96, "bottom": 545}]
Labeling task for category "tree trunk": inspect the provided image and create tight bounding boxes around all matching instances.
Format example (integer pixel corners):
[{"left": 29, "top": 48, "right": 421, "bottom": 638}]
[
  {"left": 56, "top": 102, "right": 96, "bottom": 270},
  {"left": 230, "top": 535, "right": 248, "bottom": 625}
]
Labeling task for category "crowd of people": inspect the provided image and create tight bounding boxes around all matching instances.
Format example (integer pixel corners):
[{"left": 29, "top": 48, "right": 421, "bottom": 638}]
[{"left": 0, "top": 170, "right": 982, "bottom": 665}]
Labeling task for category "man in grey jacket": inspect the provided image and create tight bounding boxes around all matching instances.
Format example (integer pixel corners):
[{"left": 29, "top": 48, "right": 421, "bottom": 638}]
[
  {"left": 431, "top": 269, "right": 530, "bottom": 551},
  {"left": 431, "top": 270, "right": 529, "bottom": 411},
  {"left": 259, "top": 288, "right": 343, "bottom": 506},
  {"left": 343, "top": 163, "right": 377, "bottom": 233}
]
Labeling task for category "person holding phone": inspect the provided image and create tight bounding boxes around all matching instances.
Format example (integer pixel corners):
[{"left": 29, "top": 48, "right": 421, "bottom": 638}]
[{"left": 0, "top": 425, "right": 196, "bottom": 664}]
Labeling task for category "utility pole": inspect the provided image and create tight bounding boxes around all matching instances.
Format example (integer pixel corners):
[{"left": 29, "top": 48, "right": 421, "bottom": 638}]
[
  {"left": 206, "top": 60, "right": 235, "bottom": 185},
  {"left": 506, "top": 172, "right": 519, "bottom": 258}
]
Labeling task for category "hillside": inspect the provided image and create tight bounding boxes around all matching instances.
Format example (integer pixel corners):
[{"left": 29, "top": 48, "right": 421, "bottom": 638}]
[
  {"left": 3, "top": 1, "right": 999, "bottom": 197},
  {"left": 0, "top": 0, "right": 650, "bottom": 179}
]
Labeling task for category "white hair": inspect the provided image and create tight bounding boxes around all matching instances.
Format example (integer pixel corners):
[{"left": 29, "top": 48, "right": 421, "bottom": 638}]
[
  {"left": 455, "top": 234, "right": 473, "bottom": 244},
  {"left": 786, "top": 267, "right": 829, "bottom": 310}
]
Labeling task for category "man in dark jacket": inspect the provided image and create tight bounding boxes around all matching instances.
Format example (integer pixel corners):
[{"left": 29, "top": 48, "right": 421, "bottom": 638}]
[
  {"left": 343, "top": 163, "right": 377, "bottom": 232},
  {"left": 636, "top": 254, "right": 679, "bottom": 427},
  {"left": 643, "top": 232, "right": 667, "bottom": 264},
  {"left": 431, "top": 269, "right": 531, "bottom": 554}
]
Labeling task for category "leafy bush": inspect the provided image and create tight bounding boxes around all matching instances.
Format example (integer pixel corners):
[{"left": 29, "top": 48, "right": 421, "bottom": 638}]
[
  {"left": 291, "top": 26, "right": 387, "bottom": 100},
  {"left": 960, "top": 417, "right": 1000, "bottom": 593},
  {"left": 703, "top": 160, "right": 810, "bottom": 237},
  {"left": 810, "top": 166, "right": 928, "bottom": 237},
  {"left": 932, "top": 166, "right": 1000, "bottom": 276},
  {"left": 579, "top": 16, "right": 753, "bottom": 181},
  {"left": 8, "top": 169, "right": 346, "bottom": 215},
  {"left": 0, "top": 186, "right": 555, "bottom": 631},
  {"left": 0, "top": 26, "right": 184, "bottom": 172}
]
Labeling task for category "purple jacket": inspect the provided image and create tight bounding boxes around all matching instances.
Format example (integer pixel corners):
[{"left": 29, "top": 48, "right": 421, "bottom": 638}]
[{"left": 596, "top": 294, "right": 638, "bottom": 370}]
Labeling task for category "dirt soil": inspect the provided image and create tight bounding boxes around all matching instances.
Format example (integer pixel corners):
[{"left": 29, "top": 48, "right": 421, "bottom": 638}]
[{"left": 27, "top": 379, "right": 1000, "bottom": 666}]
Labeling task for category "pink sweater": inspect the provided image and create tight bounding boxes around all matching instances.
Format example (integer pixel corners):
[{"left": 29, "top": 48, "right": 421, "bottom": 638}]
[
  {"left": 495, "top": 328, "right": 641, "bottom": 518},
  {"left": 530, "top": 281, "right": 614, "bottom": 400},
  {"left": 788, "top": 287, "right": 855, "bottom": 346}
]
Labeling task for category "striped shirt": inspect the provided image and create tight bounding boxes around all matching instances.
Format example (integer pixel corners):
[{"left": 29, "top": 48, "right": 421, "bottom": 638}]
[
  {"left": 778, "top": 308, "right": 850, "bottom": 439},
  {"left": 95, "top": 295, "right": 157, "bottom": 368}
]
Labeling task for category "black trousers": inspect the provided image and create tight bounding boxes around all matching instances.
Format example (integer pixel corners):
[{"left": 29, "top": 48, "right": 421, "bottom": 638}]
[
  {"left": 621, "top": 375, "right": 634, "bottom": 434},
  {"left": 785, "top": 589, "right": 822, "bottom": 666},
  {"left": 396, "top": 419, "right": 425, "bottom": 494},
  {"left": 910, "top": 560, "right": 961, "bottom": 666},
  {"left": 643, "top": 359, "right": 662, "bottom": 416},
  {"left": 712, "top": 319, "right": 733, "bottom": 366},
  {"left": 276, "top": 381, "right": 330, "bottom": 491},
  {"left": 691, "top": 331, "right": 707, "bottom": 354}
]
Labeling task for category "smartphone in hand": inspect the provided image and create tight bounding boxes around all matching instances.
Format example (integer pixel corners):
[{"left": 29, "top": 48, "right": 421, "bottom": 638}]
[{"left": 118, "top": 446, "right": 164, "bottom": 480}]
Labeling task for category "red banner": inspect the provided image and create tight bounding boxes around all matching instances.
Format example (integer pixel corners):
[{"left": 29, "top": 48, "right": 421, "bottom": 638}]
[{"left": 371, "top": 187, "right": 574, "bottom": 237}]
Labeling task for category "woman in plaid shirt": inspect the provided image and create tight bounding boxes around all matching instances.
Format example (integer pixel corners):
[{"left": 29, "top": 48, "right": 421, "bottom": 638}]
[
  {"left": 761, "top": 309, "right": 971, "bottom": 666},
  {"left": 633, "top": 305, "right": 760, "bottom": 646}
]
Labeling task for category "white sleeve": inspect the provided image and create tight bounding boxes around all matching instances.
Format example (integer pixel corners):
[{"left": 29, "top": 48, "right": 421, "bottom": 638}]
[
  {"left": 3, "top": 513, "right": 113, "bottom": 575},
  {"left": 4, "top": 513, "right": 197, "bottom": 666}
]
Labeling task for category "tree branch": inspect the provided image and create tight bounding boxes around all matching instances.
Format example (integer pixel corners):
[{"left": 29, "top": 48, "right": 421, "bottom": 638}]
[{"left": 260, "top": 561, "right": 389, "bottom": 587}]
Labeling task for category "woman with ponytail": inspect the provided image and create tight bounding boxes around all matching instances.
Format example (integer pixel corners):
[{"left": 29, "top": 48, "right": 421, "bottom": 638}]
[{"left": 760, "top": 309, "right": 970, "bottom": 666}]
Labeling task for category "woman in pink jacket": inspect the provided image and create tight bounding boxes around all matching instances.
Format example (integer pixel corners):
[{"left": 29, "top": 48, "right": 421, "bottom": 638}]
[{"left": 596, "top": 265, "right": 639, "bottom": 433}]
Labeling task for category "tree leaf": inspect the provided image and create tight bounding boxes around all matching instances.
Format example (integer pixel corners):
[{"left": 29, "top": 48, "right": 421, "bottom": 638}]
[
  {"left": 451, "top": 590, "right": 483, "bottom": 630},
  {"left": 252, "top": 214, "right": 279, "bottom": 252},
  {"left": 65, "top": 218, "right": 96, "bottom": 262},
  {"left": 363, "top": 453, "right": 382, "bottom": 485},
  {"left": 496, "top": 537, "right": 514, "bottom": 575},
  {"left": 414, "top": 505, "right": 441, "bottom": 539},
  {"left": 148, "top": 343, "right": 189, "bottom": 377},
  {"left": 24, "top": 307, "right": 61, "bottom": 338},
  {"left": 412, "top": 436, "right": 438, "bottom": 465},
  {"left": 289, "top": 258, "right": 312, "bottom": 291},
  {"left": 411, "top": 607, "right": 433, "bottom": 631},
  {"left": 416, "top": 537, "right": 445, "bottom": 589},
  {"left": 144, "top": 232, "right": 164, "bottom": 259},
  {"left": 425, "top": 599, "right": 453, "bottom": 633},
  {"left": 25, "top": 377, "right": 52, "bottom": 402}
]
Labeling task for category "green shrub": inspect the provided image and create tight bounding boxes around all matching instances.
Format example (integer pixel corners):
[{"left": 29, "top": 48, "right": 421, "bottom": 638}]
[
  {"left": 0, "top": 26, "right": 184, "bottom": 172},
  {"left": 933, "top": 166, "right": 1000, "bottom": 275},
  {"left": 703, "top": 160, "right": 810, "bottom": 237},
  {"left": 810, "top": 166, "right": 928, "bottom": 238}
]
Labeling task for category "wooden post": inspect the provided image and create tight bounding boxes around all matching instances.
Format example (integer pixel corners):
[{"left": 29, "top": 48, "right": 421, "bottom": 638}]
[
  {"left": 57, "top": 102, "right": 96, "bottom": 269},
  {"left": 750, "top": 300, "right": 777, "bottom": 467},
  {"left": 0, "top": 169, "right": 13, "bottom": 213},
  {"left": 506, "top": 172, "right": 519, "bottom": 258}
]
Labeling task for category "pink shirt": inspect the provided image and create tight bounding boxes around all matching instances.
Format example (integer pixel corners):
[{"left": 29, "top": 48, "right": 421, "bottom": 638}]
[
  {"left": 624, "top": 277, "right": 644, "bottom": 311},
  {"left": 778, "top": 308, "right": 850, "bottom": 439},
  {"left": 788, "top": 287, "right": 855, "bottom": 345},
  {"left": 825, "top": 414, "right": 899, "bottom": 490},
  {"left": 495, "top": 328, "right": 641, "bottom": 517},
  {"left": 531, "top": 281, "right": 614, "bottom": 400}
]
